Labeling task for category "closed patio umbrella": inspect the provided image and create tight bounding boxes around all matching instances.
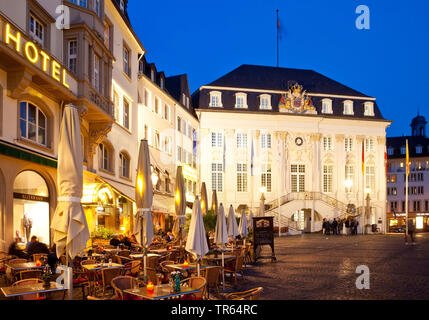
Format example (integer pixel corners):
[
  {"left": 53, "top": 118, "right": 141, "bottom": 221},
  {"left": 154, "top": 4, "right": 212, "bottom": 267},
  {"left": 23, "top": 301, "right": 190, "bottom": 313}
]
[
  {"left": 215, "top": 203, "right": 228, "bottom": 291},
  {"left": 239, "top": 208, "right": 249, "bottom": 239},
  {"left": 134, "top": 139, "right": 154, "bottom": 281},
  {"left": 200, "top": 182, "right": 208, "bottom": 215},
  {"left": 51, "top": 104, "right": 89, "bottom": 261},
  {"left": 211, "top": 190, "right": 218, "bottom": 215},
  {"left": 248, "top": 211, "right": 254, "bottom": 231},
  {"left": 173, "top": 166, "right": 186, "bottom": 248},
  {"left": 51, "top": 104, "right": 88, "bottom": 300},
  {"left": 185, "top": 196, "right": 209, "bottom": 276},
  {"left": 227, "top": 205, "right": 239, "bottom": 243}
]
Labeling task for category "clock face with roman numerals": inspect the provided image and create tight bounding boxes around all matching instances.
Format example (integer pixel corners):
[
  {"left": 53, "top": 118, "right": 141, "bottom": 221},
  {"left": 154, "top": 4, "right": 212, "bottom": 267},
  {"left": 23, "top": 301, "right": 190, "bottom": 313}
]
[{"left": 295, "top": 137, "right": 304, "bottom": 146}]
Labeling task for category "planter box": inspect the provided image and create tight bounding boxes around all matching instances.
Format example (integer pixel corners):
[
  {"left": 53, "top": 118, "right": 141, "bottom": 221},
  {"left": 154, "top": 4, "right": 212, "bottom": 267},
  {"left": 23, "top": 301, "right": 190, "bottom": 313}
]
[{"left": 91, "top": 238, "right": 110, "bottom": 247}]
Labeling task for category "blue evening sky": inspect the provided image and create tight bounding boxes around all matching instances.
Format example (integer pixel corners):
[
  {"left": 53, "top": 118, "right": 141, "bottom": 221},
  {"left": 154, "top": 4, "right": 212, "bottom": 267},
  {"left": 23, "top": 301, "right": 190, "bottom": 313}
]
[{"left": 128, "top": 0, "right": 429, "bottom": 137}]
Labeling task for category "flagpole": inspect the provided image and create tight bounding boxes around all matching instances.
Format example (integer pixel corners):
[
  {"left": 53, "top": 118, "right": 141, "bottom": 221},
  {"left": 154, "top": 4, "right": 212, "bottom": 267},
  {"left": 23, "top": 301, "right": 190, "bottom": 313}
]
[
  {"left": 276, "top": 9, "right": 279, "bottom": 67},
  {"left": 362, "top": 139, "right": 365, "bottom": 235},
  {"left": 406, "top": 139, "right": 409, "bottom": 240}
]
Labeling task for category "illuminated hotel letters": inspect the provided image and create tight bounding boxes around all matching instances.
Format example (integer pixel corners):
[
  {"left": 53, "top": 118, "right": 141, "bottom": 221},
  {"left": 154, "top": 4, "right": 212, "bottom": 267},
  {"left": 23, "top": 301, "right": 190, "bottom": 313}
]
[{"left": 4, "top": 23, "right": 70, "bottom": 88}]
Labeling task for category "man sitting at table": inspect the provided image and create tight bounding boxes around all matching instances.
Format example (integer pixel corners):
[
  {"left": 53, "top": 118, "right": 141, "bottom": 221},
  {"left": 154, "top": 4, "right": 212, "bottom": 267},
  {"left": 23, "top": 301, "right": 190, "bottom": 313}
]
[
  {"left": 8, "top": 237, "right": 28, "bottom": 259},
  {"left": 120, "top": 234, "right": 132, "bottom": 249},
  {"left": 27, "top": 236, "right": 50, "bottom": 259},
  {"left": 110, "top": 234, "right": 121, "bottom": 247}
]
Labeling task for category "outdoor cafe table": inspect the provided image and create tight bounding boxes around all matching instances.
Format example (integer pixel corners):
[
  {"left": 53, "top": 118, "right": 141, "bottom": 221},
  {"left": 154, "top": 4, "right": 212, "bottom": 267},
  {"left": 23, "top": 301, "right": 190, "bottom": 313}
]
[
  {"left": 103, "top": 248, "right": 120, "bottom": 254},
  {"left": 149, "top": 248, "right": 179, "bottom": 254},
  {"left": 6, "top": 262, "right": 46, "bottom": 271},
  {"left": 124, "top": 284, "right": 201, "bottom": 300},
  {"left": 203, "top": 254, "right": 236, "bottom": 266},
  {"left": 130, "top": 253, "right": 161, "bottom": 259},
  {"left": 1, "top": 282, "right": 66, "bottom": 299},
  {"left": 81, "top": 262, "right": 123, "bottom": 271}
]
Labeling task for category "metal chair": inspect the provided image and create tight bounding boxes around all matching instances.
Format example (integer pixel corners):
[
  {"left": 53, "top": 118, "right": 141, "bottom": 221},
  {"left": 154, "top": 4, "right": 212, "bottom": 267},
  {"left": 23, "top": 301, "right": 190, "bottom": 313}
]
[
  {"left": 225, "top": 287, "right": 263, "bottom": 300},
  {"left": 11, "top": 278, "right": 45, "bottom": 300}
]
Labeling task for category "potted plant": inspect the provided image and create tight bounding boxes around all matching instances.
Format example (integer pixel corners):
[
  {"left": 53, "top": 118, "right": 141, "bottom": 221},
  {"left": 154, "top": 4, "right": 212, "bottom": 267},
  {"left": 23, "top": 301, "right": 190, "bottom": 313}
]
[{"left": 41, "top": 267, "right": 53, "bottom": 288}]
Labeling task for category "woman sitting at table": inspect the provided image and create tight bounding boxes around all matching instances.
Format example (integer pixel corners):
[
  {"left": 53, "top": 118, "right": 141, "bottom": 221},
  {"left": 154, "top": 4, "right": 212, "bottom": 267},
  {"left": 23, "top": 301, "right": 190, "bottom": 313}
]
[
  {"left": 8, "top": 237, "right": 27, "bottom": 259},
  {"left": 110, "top": 235, "right": 121, "bottom": 247}
]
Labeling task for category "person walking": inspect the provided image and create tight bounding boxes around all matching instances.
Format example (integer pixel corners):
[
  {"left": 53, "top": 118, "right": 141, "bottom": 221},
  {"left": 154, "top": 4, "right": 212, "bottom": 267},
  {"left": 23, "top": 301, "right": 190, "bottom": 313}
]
[
  {"left": 322, "top": 218, "right": 326, "bottom": 235},
  {"left": 325, "top": 219, "right": 331, "bottom": 235},
  {"left": 350, "top": 219, "right": 356, "bottom": 235},
  {"left": 338, "top": 219, "right": 344, "bottom": 235},
  {"left": 405, "top": 219, "right": 416, "bottom": 245},
  {"left": 332, "top": 218, "right": 338, "bottom": 235},
  {"left": 345, "top": 218, "right": 350, "bottom": 235}
]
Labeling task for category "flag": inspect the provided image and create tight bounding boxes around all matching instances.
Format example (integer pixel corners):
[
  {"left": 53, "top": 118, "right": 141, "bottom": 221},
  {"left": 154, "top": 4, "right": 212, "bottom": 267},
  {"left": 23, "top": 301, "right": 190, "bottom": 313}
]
[
  {"left": 276, "top": 9, "right": 282, "bottom": 40},
  {"left": 384, "top": 146, "right": 388, "bottom": 179},
  {"left": 362, "top": 140, "right": 365, "bottom": 175},
  {"left": 406, "top": 139, "right": 410, "bottom": 177},
  {"left": 251, "top": 137, "right": 254, "bottom": 176}
]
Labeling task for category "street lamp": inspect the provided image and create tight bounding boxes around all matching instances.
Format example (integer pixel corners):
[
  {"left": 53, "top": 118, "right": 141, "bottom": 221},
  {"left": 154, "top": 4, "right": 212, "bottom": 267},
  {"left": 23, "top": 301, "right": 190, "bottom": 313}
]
[{"left": 365, "top": 187, "right": 371, "bottom": 234}]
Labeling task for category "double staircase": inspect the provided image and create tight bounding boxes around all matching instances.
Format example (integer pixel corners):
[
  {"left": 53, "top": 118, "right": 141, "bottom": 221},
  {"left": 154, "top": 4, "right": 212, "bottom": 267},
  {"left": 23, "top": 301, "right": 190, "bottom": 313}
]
[{"left": 262, "top": 192, "right": 363, "bottom": 235}]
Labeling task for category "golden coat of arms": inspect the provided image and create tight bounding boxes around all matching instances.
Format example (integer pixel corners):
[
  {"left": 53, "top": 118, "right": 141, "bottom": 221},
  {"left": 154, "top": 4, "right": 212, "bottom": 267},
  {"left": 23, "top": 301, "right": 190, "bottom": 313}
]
[{"left": 279, "top": 83, "right": 317, "bottom": 114}]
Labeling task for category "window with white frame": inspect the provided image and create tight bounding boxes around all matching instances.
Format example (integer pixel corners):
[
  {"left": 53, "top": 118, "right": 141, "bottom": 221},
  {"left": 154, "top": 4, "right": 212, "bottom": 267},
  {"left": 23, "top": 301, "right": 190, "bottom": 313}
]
[
  {"left": 345, "top": 165, "right": 354, "bottom": 193},
  {"left": 123, "top": 98, "right": 130, "bottom": 129},
  {"left": 164, "top": 104, "right": 170, "bottom": 121},
  {"left": 237, "top": 133, "right": 247, "bottom": 149},
  {"left": 345, "top": 137, "right": 353, "bottom": 152},
  {"left": 123, "top": 45, "right": 131, "bottom": 77},
  {"left": 261, "top": 164, "right": 272, "bottom": 192},
  {"left": 154, "top": 97, "right": 160, "bottom": 115},
  {"left": 29, "top": 15, "right": 44, "bottom": 45},
  {"left": 416, "top": 145, "right": 423, "bottom": 154},
  {"left": 343, "top": 100, "right": 354, "bottom": 115},
  {"left": 365, "top": 138, "right": 375, "bottom": 153},
  {"left": 211, "top": 163, "right": 223, "bottom": 192},
  {"left": 70, "top": 0, "right": 87, "bottom": 8},
  {"left": 99, "top": 143, "right": 110, "bottom": 171},
  {"left": 364, "top": 102, "right": 375, "bottom": 116},
  {"left": 237, "top": 164, "right": 248, "bottom": 192},
  {"left": 119, "top": 153, "right": 130, "bottom": 179},
  {"left": 259, "top": 94, "right": 271, "bottom": 110},
  {"left": 235, "top": 93, "right": 247, "bottom": 109},
  {"left": 177, "top": 116, "right": 182, "bottom": 132},
  {"left": 19, "top": 101, "right": 47, "bottom": 146},
  {"left": 323, "top": 136, "right": 333, "bottom": 151},
  {"left": 94, "top": 0, "right": 101, "bottom": 17},
  {"left": 291, "top": 165, "right": 305, "bottom": 192},
  {"left": 365, "top": 165, "right": 375, "bottom": 193},
  {"left": 322, "top": 99, "right": 333, "bottom": 114},
  {"left": 401, "top": 146, "right": 406, "bottom": 155},
  {"left": 323, "top": 165, "right": 333, "bottom": 193},
  {"left": 209, "top": 91, "right": 222, "bottom": 107},
  {"left": 93, "top": 54, "right": 100, "bottom": 92},
  {"left": 388, "top": 147, "right": 394, "bottom": 156},
  {"left": 68, "top": 40, "right": 77, "bottom": 74},
  {"left": 261, "top": 134, "right": 271, "bottom": 149},
  {"left": 153, "top": 130, "right": 160, "bottom": 149},
  {"left": 211, "top": 132, "right": 223, "bottom": 147},
  {"left": 164, "top": 136, "right": 172, "bottom": 154},
  {"left": 177, "top": 146, "right": 182, "bottom": 162},
  {"left": 103, "top": 22, "right": 110, "bottom": 49}
]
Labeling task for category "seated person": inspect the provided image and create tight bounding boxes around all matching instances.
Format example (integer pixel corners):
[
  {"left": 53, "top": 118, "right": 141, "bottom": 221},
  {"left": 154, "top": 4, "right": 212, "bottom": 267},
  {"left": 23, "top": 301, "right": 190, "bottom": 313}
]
[
  {"left": 110, "top": 235, "right": 121, "bottom": 247},
  {"left": 121, "top": 235, "right": 132, "bottom": 249},
  {"left": 27, "top": 236, "right": 50, "bottom": 259},
  {"left": 8, "top": 237, "right": 28, "bottom": 259}
]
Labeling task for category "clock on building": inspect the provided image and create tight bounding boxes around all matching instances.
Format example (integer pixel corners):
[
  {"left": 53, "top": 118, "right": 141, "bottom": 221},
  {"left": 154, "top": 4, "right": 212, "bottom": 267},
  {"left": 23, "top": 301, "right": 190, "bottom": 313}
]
[{"left": 295, "top": 137, "right": 304, "bottom": 146}]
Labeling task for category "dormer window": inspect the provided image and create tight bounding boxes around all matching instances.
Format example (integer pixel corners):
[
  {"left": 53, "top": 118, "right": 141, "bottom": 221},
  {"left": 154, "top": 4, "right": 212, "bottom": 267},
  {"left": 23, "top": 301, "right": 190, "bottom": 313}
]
[
  {"left": 364, "top": 102, "right": 375, "bottom": 116},
  {"left": 343, "top": 100, "right": 354, "bottom": 115},
  {"left": 321, "top": 99, "right": 333, "bottom": 114},
  {"left": 119, "top": 0, "right": 125, "bottom": 12},
  {"left": 209, "top": 91, "right": 222, "bottom": 107},
  {"left": 235, "top": 93, "right": 247, "bottom": 109},
  {"left": 94, "top": 0, "right": 101, "bottom": 17},
  {"left": 151, "top": 69, "right": 155, "bottom": 82},
  {"left": 416, "top": 145, "right": 423, "bottom": 154},
  {"left": 160, "top": 77, "right": 164, "bottom": 89},
  {"left": 259, "top": 94, "right": 271, "bottom": 110},
  {"left": 387, "top": 148, "right": 394, "bottom": 156},
  {"left": 401, "top": 146, "right": 406, "bottom": 155}
]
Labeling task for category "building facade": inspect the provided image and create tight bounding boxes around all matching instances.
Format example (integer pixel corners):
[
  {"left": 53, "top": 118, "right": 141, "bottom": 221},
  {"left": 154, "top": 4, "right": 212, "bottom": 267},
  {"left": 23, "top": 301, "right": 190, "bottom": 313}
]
[
  {"left": 386, "top": 114, "right": 429, "bottom": 232},
  {"left": 193, "top": 65, "right": 390, "bottom": 233}
]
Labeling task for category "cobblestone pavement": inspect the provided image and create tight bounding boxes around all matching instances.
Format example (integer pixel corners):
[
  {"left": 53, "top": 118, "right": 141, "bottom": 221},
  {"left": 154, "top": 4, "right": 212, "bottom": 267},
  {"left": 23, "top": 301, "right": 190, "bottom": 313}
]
[{"left": 232, "top": 233, "right": 429, "bottom": 300}]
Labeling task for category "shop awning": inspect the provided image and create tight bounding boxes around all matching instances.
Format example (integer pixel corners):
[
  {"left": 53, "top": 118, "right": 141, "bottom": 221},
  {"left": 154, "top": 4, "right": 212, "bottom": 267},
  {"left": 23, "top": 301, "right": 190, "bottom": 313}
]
[
  {"left": 152, "top": 195, "right": 174, "bottom": 214},
  {"left": 97, "top": 176, "right": 135, "bottom": 203}
]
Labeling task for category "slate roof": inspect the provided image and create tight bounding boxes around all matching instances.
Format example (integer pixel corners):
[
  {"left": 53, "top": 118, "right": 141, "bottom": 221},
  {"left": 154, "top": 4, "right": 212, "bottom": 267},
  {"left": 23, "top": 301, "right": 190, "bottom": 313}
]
[
  {"left": 192, "top": 64, "right": 387, "bottom": 121},
  {"left": 387, "top": 136, "right": 429, "bottom": 159}
]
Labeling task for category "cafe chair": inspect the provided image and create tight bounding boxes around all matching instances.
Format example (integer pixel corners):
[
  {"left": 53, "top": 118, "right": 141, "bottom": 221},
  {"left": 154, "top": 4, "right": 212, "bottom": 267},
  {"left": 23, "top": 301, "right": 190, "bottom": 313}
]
[
  {"left": 180, "top": 276, "right": 207, "bottom": 300},
  {"left": 123, "top": 260, "right": 141, "bottom": 277},
  {"left": 141, "top": 267, "right": 158, "bottom": 284},
  {"left": 18, "top": 269, "right": 42, "bottom": 280},
  {"left": 224, "top": 255, "right": 245, "bottom": 286},
  {"left": 111, "top": 276, "right": 143, "bottom": 300},
  {"left": 12, "top": 278, "right": 46, "bottom": 300},
  {"left": 147, "top": 255, "right": 159, "bottom": 270},
  {"left": 100, "top": 267, "right": 122, "bottom": 298},
  {"left": 119, "top": 250, "right": 130, "bottom": 257},
  {"left": 203, "top": 266, "right": 221, "bottom": 299},
  {"left": 32, "top": 253, "right": 48, "bottom": 262},
  {"left": 72, "top": 267, "right": 90, "bottom": 300},
  {"left": 6, "top": 258, "right": 28, "bottom": 284},
  {"left": 225, "top": 287, "right": 263, "bottom": 300}
]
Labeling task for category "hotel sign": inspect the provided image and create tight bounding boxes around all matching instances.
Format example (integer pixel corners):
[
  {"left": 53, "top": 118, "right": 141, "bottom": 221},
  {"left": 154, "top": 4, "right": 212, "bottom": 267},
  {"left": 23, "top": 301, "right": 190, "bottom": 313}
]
[{"left": 2, "top": 23, "right": 71, "bottom": 89}]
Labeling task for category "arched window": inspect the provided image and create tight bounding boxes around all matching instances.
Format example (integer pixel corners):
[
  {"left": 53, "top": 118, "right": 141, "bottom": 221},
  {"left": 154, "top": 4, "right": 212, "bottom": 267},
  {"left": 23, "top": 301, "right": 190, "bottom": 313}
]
[
  {"left": 19, "top": 101, "right": 47, "bottom": 146},
  {"left": 119, "top": 152, "right": 130, "bottom": 179},
  {"left": 343, "top": 100, "right": 354, "bottom": 115}
]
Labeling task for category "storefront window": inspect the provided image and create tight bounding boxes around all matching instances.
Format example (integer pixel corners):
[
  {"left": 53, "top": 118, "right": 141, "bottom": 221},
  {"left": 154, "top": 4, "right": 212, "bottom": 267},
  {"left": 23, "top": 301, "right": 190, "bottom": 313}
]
[{"left": 13, "top": 171, "right": 49, "bottom": 243}]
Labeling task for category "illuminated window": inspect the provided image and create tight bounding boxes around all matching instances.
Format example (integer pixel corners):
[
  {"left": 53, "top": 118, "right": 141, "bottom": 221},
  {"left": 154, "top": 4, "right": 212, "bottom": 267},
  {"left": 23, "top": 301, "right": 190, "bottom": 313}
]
[
  {"left": 261, "top": 164, "right": 272, "bottom": 192},
  {"left": 19, "top": 101, "right": 47, "bottom": 146},
  {"left": 345, "top": 165, "right": 354, "bottom": 193}
]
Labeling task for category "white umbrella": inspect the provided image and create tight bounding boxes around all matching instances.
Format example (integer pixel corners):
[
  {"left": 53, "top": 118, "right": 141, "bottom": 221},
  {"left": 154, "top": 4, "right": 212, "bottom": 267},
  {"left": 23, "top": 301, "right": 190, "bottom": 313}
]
[
  {"left": 227, "top": 205, "right": 239, "bottom": 243},
  {"left": 185, "top": 196, "right": 209, "bottom": 276},
  {"left": 134, "top": 139, "right": 154, "bottom": 281},
  {"left": 215, "top": 203, "right": 228, "bottom": 290},
  {"left": 200, "top": 182, "right": 208, "bottom": 215},
  {"left": 239, "top": 208, "right": 249, "bottom": 239},
  {"left": 51, "top": 104, "right": 89, "bottom": 261},
  {"left": 248, "top": 211, "right": 254, "bottom": 231},
  {"left": 173, "top": 166, "right": 186, "bottom": 248},
  {"left": 211, "top": 190, "right": 218, "bottom": 215}
]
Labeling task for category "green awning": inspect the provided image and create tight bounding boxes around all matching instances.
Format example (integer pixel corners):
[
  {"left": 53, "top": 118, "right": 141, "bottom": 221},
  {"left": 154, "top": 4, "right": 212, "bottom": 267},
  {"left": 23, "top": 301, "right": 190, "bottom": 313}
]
[{"left": 0, "top": 141, "right": 57, "bottom": 168}]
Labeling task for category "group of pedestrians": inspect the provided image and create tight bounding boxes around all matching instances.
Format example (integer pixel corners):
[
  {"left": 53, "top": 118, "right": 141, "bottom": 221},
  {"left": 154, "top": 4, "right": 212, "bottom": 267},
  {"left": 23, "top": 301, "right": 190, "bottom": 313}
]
[{"left": 322, "top": 217, "right": 359, "bottom": 235}]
